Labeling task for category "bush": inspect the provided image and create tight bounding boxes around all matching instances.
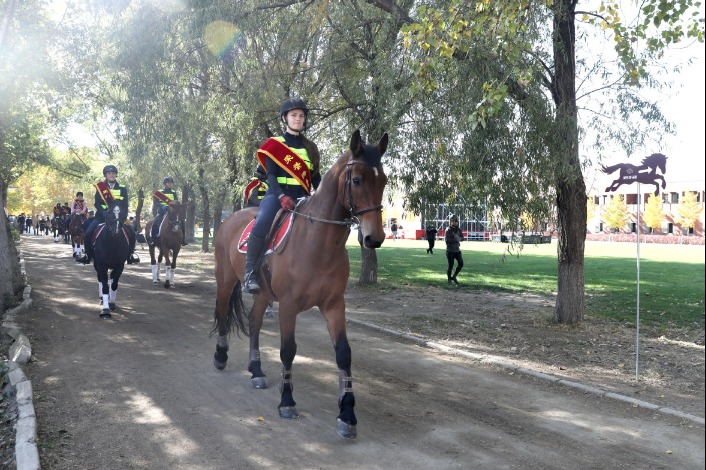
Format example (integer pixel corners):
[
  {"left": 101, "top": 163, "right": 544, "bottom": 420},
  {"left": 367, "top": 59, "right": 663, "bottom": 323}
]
[{"left": 586, "top": 233, "right": 704, "bottom": 245}]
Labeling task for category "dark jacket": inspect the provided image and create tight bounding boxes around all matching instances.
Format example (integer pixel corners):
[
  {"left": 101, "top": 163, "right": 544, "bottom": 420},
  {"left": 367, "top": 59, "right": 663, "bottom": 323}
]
[
  {"left": 445, "top": 225, "right": 463, "bottom": 253},
  {"left": 425, "top": 226, "right": 438, "bottom": 241}
]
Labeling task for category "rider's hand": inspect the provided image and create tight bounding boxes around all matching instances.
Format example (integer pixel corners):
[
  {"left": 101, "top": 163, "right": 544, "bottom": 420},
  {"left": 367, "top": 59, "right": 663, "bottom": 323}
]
[{"left": 279, "top": 195, "right": 295, "bottom": 211}]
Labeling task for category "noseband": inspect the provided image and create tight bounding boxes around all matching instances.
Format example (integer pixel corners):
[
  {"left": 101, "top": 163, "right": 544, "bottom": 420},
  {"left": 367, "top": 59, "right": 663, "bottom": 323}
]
[{"left": 344, "top": 160, "right": 383, "bottom": 218}]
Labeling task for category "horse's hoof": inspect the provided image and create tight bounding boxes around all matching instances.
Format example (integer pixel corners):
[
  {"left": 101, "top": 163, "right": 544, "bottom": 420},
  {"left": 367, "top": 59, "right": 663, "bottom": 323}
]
[
  {"left": 336, "top": 418, "right": 357, "bottom": 439},
  {"left": 251, "top": 377, "right": 268, "bottom": 389},
  {"left": 278, "top": 406, "right": 300, "bottom": 420},
  {"left": 153, "top": 279, "right": 160, "bottom": 285},
  {"left": 164, "top": 281, "right": 170, "bottom": 289},
  {"left": 109, "top": 303, "right": 116, "bottom": 311},
  {"left": 99, "top": 309, "right": 111, "bottom": 319},
  {"left": 213, "top": 356, "right": 227, "bottom": 371}
]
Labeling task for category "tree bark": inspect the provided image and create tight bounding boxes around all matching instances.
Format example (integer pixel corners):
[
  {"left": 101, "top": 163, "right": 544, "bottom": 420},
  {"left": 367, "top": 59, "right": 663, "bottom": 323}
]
[
  {"left": 212, "top": 187, "right": 225, "bottom": 240},
  {"left": 0, "top": 180, "right": 23, "bottom": 313},
  {"left": 133, "top": 188, "right": 144, "bottom": 231},
  {"left": 357, "top": 228, "right": 379, "bottom": 285},
  {"left": 552, "top": 0, "right": 586, "bottom": 324},
  {"left": 182, "top": 183, "right": 196, "bottom": 244},
  {"left": 197, "top": 167, "right": 211, "bottom": 253}
]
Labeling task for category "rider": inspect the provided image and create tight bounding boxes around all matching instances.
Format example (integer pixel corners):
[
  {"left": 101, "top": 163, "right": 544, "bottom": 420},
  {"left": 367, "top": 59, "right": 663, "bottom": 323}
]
[
  {"left": 76, "top": 164, "right": 140, "bottom": 265},
  {"left": 242, "top": 97, "right": 322, "bottom": 294},
  {"left": 52, "top": 202, "right": 62, "bottom": 220},
  {"left": 71, "top": 192, "right": 88, "bottom": 220},
  {"left": 150, "top": 176, "right": 188, "bottom": 246},
  {"left": 243, "top": 165, "right": 268, "bottom": 208}
]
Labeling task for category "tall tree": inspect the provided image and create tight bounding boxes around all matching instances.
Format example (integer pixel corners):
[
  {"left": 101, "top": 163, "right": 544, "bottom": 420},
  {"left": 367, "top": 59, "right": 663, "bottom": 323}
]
[
  {"left": 643, "top": 193, "right": 665, "bottom": 233},
  {"left": 392, "top": 0, "right": 703, "bottom": 323},
  {"left": 676, "top": 191, "right": 703, "bottom": 234},
  {"left": 604, "top": 194, "right": 630, "bottom": 232}
]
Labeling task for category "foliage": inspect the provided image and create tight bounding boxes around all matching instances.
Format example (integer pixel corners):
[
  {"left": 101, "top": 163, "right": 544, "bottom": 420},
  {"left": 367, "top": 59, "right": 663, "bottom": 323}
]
[
  {"left": 603, "top": 194, "right": 630, "bottom": 232},
  {"left": 643, "top": 193, "right": 666, "bottom": 233},
  {"left": 677, "top": 190, "right": 703, "bottom": 230}
]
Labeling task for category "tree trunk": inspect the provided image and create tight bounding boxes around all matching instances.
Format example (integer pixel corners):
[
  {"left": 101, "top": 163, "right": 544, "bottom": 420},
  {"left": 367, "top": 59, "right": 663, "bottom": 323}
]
[
  {"left": 212, "top": 187, "right": 225, "bottom": 241},
  {"left": 182, "top": 183, "right": 196, "bottom": 244},
  {"left": 0, "top": 180, "right": 23, "bottom": 313},
  {"left": 197, "top": 168, "right": 211, "bottom": 253},
  {"left": 134, "top": 188, "right": 145, "bottom": 231},
  {"left": 357, "top": 228, "right": 379, "bottom": 285},
  {"left": 552, "top": 0, "right": 586, "bottom": 324}
]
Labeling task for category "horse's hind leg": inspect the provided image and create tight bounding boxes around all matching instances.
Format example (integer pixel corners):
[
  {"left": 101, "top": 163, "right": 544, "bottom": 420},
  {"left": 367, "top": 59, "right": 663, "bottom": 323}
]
[
  {"left": 97, "top": 269, "right": 111, "bottom": 318},
  {"left": 212, "top": 260, "right": 238, "bottom": 371},
  {"left": 277, "top": 309, "right": 300, "bottom": 419},
  {"left": 164, "top": 252, "right": 172, "bottom": 289},
  {"left": 324, "top": 302, "right": 357, "bottom": 439},
  {"left": 248, "top": 295, "right": 270, "bottom": 389}
]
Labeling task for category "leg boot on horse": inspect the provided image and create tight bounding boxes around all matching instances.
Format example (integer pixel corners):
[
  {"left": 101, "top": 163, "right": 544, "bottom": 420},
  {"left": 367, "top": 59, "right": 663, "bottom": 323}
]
[
  {"left": 125, "top": 224, "right": 140, "bottom": 264},
  {"left": 242, "top": 234, "right": 266, "bottom": 294}
]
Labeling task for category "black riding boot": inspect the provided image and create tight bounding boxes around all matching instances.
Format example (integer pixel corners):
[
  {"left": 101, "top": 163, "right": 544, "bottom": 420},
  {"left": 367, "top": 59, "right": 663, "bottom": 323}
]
[
  {"left": 181, "top": 225, "right": 188, "bottom": 246},
  {"left": 242, "top": 234, "right": 266, "bottom": 294}
]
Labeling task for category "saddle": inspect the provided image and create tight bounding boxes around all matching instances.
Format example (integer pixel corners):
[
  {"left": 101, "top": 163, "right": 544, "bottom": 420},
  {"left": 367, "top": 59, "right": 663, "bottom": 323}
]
[
  {"left": 237, "top": 211, "right": 295, "bottom": 255},
  {"left": 91, "top": 224, "right": 132, "bottom": 245}
]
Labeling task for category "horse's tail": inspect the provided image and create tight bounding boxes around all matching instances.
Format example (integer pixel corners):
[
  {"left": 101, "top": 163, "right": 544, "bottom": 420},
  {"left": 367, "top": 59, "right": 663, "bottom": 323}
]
[
  {"left": 210, "top": 280, "right": 249, "bottom": 339},
  {"left": 600, "top": 163, "right": 622, "bottom": 174}
]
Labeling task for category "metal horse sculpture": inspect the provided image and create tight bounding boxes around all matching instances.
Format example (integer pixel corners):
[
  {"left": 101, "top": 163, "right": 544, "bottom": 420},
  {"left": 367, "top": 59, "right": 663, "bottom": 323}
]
[
  {"left": 601, "top": 153, "right": 667, "bottom": 195},
  {"left": 91, "top": 201, "right": 131, "bottom": 318},
  {"left": 69, "top": 216, "right": 85, "bottom": 258},
  {"left": 211, "top": 130, "right": 388, "bottom": 439},
  {"left": 145, "top": 201, "right": 185, "bottom": 288}
]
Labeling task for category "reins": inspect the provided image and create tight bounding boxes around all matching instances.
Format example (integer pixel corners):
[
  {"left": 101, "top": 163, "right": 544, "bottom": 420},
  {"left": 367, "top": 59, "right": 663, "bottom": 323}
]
[{"left": 289, "top": 160, "right": 382, "bottom": 226}]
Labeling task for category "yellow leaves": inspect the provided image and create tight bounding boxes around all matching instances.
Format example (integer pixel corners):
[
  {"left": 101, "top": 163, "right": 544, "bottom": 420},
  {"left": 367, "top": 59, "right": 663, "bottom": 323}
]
[
  {"left": 666, "top": 449, "right": 673, "bottom": 455},
  {"left": 257, "top": 416, "right": 265, "bottom": 421}
]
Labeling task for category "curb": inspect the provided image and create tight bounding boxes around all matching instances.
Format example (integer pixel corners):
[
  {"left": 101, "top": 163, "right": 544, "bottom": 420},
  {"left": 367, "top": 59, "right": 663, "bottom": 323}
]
[
  {"left": 347, "top": 318, "right": 705, "bottom": 426},
  {"left": 2, "top": 250, "right": 40, "bottom": 470}
]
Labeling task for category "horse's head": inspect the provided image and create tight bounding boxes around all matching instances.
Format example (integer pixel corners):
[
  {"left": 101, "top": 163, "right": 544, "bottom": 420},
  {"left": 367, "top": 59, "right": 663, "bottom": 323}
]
[
  {"left": 166, "top": 201, "right": 185, "bottom": 233},
  {"left": 340, "top": 129, "right": 389, "bottom": 249},
  {"left": 644, "top": 153, "right": 667, "bottom": 174},
  {"left": 105, "top": 201, "right": 126, "bottom": 235}
]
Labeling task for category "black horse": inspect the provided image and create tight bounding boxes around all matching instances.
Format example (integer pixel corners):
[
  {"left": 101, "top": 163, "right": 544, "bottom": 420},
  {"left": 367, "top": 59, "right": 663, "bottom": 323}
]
[{"left": 90, "top": 201, "right": 131, "bottom": 319}]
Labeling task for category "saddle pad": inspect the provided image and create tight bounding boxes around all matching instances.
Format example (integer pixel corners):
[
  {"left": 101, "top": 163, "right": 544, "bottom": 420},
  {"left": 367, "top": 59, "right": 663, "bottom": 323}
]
[
  {"left": 237, "top": 213, "right": 294, "bottom": 254},
  {"left": 92, "top": 224, "right": 131, "bottom": 245}
]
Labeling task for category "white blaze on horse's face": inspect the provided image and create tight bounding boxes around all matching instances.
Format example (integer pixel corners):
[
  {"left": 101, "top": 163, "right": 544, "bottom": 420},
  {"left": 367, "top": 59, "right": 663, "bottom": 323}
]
[{"left": 112, "top": 206, "right": 121, "bottom": 218}]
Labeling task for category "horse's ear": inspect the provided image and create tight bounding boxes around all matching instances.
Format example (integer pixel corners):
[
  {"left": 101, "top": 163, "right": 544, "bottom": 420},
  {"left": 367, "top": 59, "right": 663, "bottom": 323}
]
[
  {"left": 378, "top": 133, "right": 389, "bottom": 156},
  {"left": 350, "top": 129, "right": 362, "bottom": 153}
]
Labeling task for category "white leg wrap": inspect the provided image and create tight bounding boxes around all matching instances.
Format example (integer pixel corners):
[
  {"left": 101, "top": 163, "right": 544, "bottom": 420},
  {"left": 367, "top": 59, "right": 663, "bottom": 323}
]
[
  {"left": 168, "top": 267, "right": 175, "bottom": 284},
  {"left": 102, "top": 293, "right": 109, "bottom": 310},
  {"left": 166, "top": 266, "right": 172, "bottom": 283},
  {"left": 98, "top": 282, "right": 103, "bottom": 299},
  {"left": 151, "top": 264, "right": 159, "bottom": 281},
  {"left": 109, "top": 286, "right": 117, "bottom": 303}
]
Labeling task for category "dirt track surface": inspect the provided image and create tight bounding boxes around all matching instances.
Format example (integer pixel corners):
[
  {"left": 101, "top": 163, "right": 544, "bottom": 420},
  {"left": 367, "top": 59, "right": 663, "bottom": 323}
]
[{"left": 14, "top": 236, "right": 706, "bottom": 469}]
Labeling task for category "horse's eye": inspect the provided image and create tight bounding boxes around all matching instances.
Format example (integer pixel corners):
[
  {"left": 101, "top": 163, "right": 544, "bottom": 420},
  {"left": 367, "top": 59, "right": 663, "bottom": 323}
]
[{"left": 352, "top": 177, "right": 361, "bottom": 186}]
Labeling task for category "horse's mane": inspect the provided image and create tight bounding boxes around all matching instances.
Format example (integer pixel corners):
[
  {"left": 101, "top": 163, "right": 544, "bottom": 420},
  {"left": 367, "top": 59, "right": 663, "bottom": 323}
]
[{"left": 642, "top": 153, "right": 666, "bottom": 166}]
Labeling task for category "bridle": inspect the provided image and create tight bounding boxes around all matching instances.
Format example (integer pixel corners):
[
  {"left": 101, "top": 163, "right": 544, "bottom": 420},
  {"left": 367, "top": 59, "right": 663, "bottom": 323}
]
[{"left": 291, "top": 160, "right": 383, "bottom": 226}]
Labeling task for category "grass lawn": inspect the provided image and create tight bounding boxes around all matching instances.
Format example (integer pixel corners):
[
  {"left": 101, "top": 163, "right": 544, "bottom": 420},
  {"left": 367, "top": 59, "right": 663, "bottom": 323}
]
[{"left": 345, "top": 237, "right": 705, "bottom": 330}]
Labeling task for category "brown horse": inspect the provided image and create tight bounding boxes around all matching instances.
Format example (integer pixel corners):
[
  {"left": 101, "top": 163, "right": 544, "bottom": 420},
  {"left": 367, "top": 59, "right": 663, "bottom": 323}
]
[
  {"left": 69, "top": 216, "right": 85, "bottom": 258},
  {"left": 145, "top": 201, "right": 185, "bottom": 288},
  {"left": 212, "top": 130, "right": 388, "bottom": 439}
]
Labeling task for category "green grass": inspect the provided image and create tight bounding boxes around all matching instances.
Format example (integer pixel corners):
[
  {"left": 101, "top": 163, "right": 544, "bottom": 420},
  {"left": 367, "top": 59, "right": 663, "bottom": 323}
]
[{"left": 346, "top": 238, "right": 705, "bottom": 330}]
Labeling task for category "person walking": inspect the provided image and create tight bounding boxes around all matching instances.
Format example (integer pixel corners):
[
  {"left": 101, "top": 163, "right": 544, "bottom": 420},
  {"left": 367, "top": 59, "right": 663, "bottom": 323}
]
[
  {"left": 242, "top": 97, "right": 321, "bottom": 294},
  {"left": 391, "top": 221, "right": 398, "bottom": 240},
  {"left": 445, "top": 214, "right": 464, "bottom": 285},
  {"left": 425, "top": 223, "right": 438, "bottom": 254}
]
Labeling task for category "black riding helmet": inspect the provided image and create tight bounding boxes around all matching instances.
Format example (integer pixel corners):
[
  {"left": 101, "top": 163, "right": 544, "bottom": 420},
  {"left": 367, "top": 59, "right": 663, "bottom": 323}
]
[
  {"left": 103, "top": 164, "right": 118, "bottom": 176},
  {"left": 280, "top": 97, "right": 309, "bottom": 130},
  {"left": 163, "top": 177, "right": 174, "bottom": 184},
  {"left": 76, "top": 191, "right": 83, "bottom": 197},
  {"left": 449, "top": 214, "right": 459, "bottom": 223}
]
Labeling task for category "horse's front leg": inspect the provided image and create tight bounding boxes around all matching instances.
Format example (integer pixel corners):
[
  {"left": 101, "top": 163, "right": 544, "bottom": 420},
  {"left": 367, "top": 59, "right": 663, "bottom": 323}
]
[
  {"left": 248, "top": 295, "right": 270, "bottom": 389},
  {"left": 324, "top": 301, "right": 357, "bottom": 439},
  {"left": 108, "top": 265, "right": 123, "bottom": 311},
  {"left": 277, "top": 309, "right": 299, "bottom": 419},
  {"left": 164, "top": 251, "right": 172, "bottom": 289},
  {"left": 96, "top": 266, "right": 111, "bottom": 319}
]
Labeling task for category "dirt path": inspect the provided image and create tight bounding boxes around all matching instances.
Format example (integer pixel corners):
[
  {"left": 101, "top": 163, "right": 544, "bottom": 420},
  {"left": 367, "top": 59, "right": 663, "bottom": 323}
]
[{"left": 13, "top": 237, "right": 705, "bottom": 469}]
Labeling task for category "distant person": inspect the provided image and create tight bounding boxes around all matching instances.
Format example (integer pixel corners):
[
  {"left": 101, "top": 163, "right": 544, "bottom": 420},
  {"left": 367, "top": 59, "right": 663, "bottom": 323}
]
[
  {"left": 445, "top": 215, "right": 464, "bottom": 285},
  {"left": 425, "top": 224, "right": 438, "bottom": 254},
  {"left": 390, "top": 221, "right": 398, "bottom": 240},
  {"left": 151, "top": 176, "right": 187, "bottom": 246}
]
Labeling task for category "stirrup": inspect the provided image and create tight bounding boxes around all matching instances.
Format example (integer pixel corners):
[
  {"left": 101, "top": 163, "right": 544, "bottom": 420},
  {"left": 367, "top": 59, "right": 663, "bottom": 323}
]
[
  {"left": 127, "top": 254, "right": 141, "bottom": 264},
  {"left": 242, "top": 274, "right": 260, "bottom": 294}
]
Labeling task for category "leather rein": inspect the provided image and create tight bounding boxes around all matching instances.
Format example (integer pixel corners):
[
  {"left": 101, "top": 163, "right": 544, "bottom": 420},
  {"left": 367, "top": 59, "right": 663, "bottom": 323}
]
[{"left": 290, "top": 160, "right": 383, "bottom": 226}]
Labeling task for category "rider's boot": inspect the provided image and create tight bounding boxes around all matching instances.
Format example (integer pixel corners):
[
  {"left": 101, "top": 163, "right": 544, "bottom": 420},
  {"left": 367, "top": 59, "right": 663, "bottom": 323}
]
[
  {"left": 242, "top": 234, "right": 266, "bottom": 294},
  {"left": 127, "top": 231, "right": 140, "bottom": 264}
]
